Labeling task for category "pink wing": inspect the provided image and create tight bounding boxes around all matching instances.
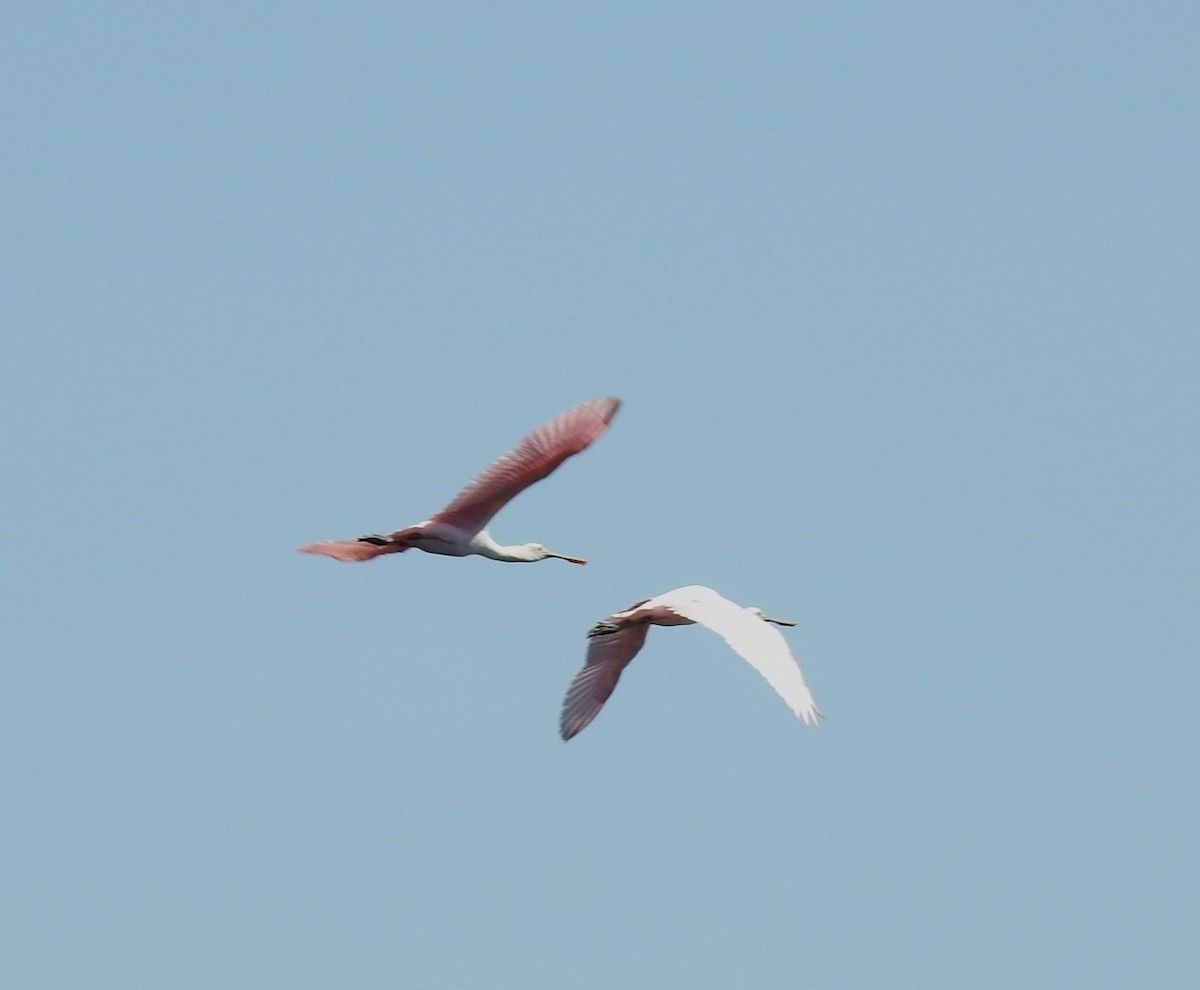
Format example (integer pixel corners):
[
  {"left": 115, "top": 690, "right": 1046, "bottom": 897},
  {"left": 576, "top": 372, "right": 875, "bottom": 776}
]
[
  {"left": 432, "top": 397, "right": 620, "bottom": 534},
  {"left": 297, "top": 525, "right": 423, "bottom": 562},
  {"left": 559, "top": 619, "right": 650, "bottom": 741},
  {"left": 296, "top": 539, "right": 408, "bottom": 562}
]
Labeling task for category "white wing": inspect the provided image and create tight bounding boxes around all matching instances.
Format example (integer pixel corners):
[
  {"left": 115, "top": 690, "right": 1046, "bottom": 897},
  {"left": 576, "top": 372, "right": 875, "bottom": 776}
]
[{"left": 656, "top": 585, "right": 822, "bottom": 726}]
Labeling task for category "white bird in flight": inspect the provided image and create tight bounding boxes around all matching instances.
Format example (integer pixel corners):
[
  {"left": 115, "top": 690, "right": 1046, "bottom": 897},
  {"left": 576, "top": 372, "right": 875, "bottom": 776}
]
[
  {"left": 560, "top": 585, "right": 823, "bottom": 740},
  {"left": 299, "top": 397, "right": 620, "bottom": 566}
]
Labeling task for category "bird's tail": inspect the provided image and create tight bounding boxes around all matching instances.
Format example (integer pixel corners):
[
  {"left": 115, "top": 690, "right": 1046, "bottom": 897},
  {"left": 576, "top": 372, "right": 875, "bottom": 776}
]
[{"left": 296, "top": 537, "right": 408, "bottom": 562}]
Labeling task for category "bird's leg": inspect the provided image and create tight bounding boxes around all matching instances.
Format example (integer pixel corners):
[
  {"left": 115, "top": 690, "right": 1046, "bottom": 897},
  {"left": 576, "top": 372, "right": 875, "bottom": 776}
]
[
  {"left": 587, "top": 622, "right": 620, "bottom": 638},
  {"left": 356, "top": 534, "right": 392, "bottom": 546}
]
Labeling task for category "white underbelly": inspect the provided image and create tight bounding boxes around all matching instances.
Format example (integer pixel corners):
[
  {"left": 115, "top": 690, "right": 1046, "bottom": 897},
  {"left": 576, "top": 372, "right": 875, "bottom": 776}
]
[{"left": 411, "top": 522, "right": 476, "bottom": 557}]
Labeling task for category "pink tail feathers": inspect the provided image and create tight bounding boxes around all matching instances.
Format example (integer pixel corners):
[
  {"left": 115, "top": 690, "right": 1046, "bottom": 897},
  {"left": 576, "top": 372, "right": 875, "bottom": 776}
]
[{"left": 297, "top": 539, "right": 407, "bottom": 563}]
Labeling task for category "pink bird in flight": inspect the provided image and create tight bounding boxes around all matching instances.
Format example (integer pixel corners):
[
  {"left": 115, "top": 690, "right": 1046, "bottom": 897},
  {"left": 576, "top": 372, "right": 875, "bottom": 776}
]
[
  {"left": 299, "top": 397, "right": 620, "bottom": 566},
  {"left": 560, "top": 585, "right": 823, "bottom": 740}
]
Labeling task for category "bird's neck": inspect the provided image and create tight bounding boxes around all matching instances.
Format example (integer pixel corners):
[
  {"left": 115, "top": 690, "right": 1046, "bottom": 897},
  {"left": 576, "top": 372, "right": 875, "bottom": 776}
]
[{"left": 471, "top": 531, "right": 537, "bottom": 562}]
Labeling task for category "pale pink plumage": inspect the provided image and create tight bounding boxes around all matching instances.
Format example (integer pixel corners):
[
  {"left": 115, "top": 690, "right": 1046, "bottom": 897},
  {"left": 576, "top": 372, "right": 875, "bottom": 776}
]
[
  {"left": 298, "top": 397, "right": 620, "bottom": 566},
  {"left": 560, "top": 585, "right": 823, "bottom": 740}
]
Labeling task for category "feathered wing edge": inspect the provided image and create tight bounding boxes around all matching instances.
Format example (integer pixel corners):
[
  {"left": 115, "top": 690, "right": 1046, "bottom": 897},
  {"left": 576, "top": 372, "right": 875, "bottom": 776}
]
[
  {"left": 297, "top": 526, "right": 423, "bottom": 563},
  {"left": 665, "top": 587, "right": 823, "bottom": 726},
  {"left": 433, "top": 397, "right": 620, "bottom": 534},
  {"left": 295, "top": 539, "right": 408, "bottom": 562},
  {"left": 559, "top": 621, "right": 650, "bottom": 740}
]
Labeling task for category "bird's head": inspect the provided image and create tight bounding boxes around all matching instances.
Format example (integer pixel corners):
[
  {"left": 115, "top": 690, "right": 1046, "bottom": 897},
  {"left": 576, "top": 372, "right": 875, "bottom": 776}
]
[
  {"left": 747, "top": 606, "right": 796, "bottom": 626},
  {"left": 525, "top": 543, "right": 587, "bottom": 565}
]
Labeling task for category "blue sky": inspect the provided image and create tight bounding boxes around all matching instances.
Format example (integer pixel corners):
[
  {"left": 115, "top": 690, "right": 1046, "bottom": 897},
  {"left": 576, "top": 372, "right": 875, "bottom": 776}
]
[{"left": 4, "top": 2, "right": 1197, "bottom": 986}]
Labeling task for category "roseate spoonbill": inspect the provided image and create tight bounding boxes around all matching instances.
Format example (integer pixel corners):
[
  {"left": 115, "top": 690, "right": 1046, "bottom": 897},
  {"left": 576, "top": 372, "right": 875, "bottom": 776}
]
[
  {"left": 560, "top": 585, "right": 822, "bottom": 740},
  {"left": 299, "top": 397, "right": 620, "bottom": 566}
]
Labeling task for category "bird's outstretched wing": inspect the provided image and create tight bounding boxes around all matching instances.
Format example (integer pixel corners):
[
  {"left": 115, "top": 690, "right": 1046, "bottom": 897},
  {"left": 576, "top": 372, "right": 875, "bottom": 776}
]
[
  {"left": 559, "top": 618, "right": 650, "bottom": 741},
  {"left": 661, "top": 586, "right": 823, "bottom": 726},
  {"left": 297, "top": 526, "right": 424, "bottom": 563},
  {"left": 295, "top": 539, "right": 404, "bottom": 562},
  {"left": 432, "top": 397, "right": 620, "bottom": 534}
]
